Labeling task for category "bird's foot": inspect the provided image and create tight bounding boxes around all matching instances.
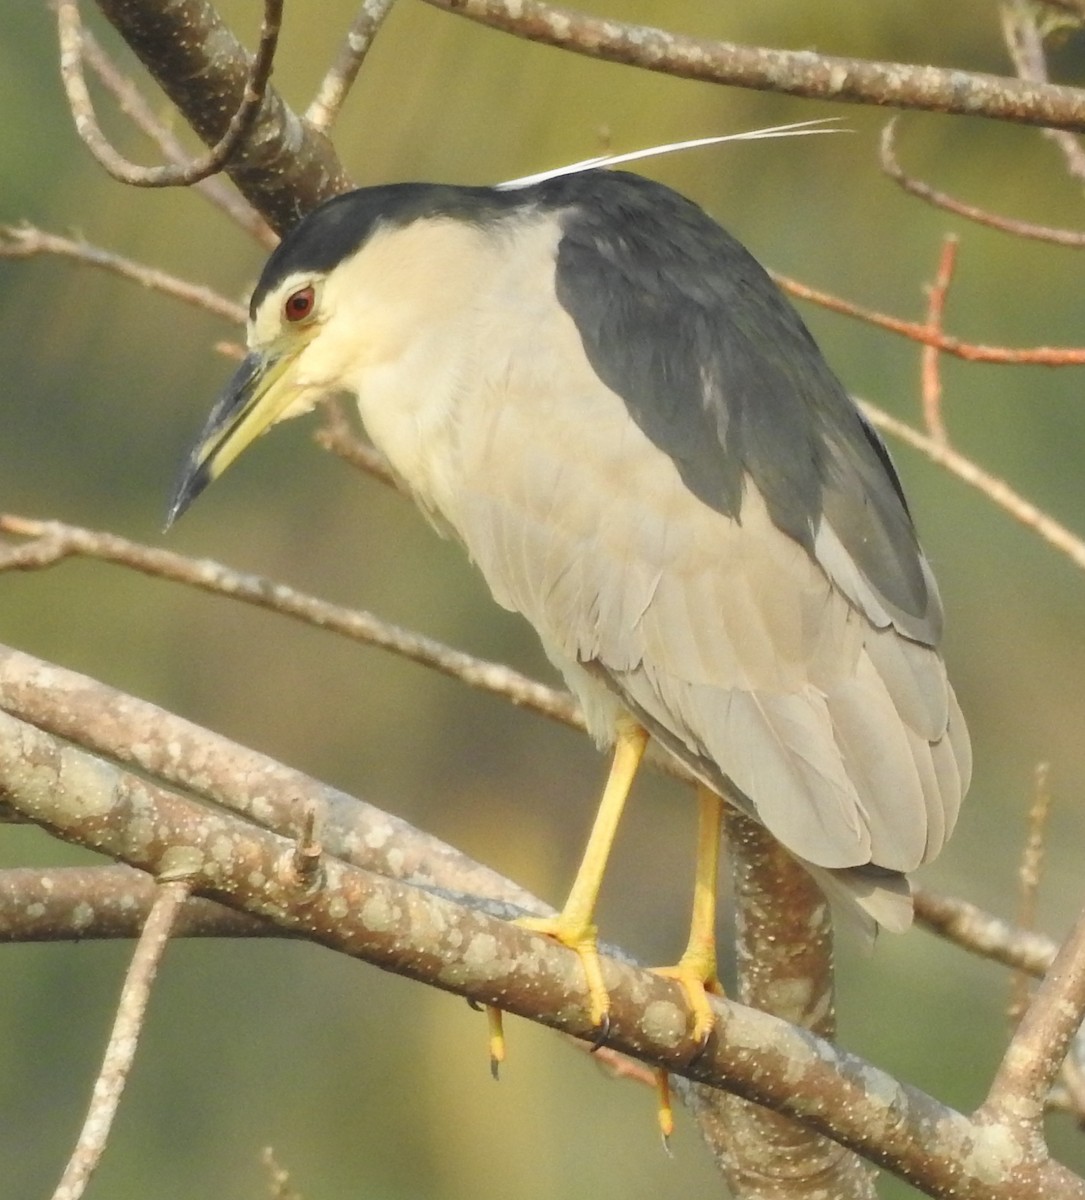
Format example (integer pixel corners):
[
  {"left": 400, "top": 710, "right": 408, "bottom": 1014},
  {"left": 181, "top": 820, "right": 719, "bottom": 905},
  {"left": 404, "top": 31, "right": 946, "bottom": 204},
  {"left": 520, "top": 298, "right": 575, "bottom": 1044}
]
[
  {"left": 652, "top": 948, "right": 722, "bottom": 1050},
  {"left": 516, "top": 913, "right": 611, "bottom": 1039}
]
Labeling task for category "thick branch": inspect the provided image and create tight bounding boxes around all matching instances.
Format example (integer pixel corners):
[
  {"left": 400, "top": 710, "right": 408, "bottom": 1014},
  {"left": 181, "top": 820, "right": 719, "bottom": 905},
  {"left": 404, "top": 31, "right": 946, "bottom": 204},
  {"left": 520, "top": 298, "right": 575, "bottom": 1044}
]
[
  {"left": 59, "top": 0, "right": 282, "bottom": 188},
  {"left": 1, "top": 709, "right": 1082, "bottom": 1199},
  {"left": 0, "top": 643, "right": 547, "bottom": 916},
  {"left": 92, "top": 0, "right": 352, "bottom": 232},
  {"left": 692, "top": 815, "right": 877, "bottom": 1199}
]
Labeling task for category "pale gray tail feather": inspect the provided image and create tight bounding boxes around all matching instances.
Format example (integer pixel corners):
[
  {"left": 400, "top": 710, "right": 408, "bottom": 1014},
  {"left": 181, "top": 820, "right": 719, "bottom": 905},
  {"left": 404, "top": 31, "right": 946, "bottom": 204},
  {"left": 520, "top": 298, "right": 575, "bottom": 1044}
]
[{"left": 810, "top": 862, "right": 914, "bottom": 943}]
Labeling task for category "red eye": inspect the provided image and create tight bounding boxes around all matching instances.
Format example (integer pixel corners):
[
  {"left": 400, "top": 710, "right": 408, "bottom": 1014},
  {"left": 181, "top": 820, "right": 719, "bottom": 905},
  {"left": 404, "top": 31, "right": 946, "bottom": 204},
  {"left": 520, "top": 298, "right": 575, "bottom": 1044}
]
[{"left": 284, "top": 285, "right": 315, "bottom": 323}]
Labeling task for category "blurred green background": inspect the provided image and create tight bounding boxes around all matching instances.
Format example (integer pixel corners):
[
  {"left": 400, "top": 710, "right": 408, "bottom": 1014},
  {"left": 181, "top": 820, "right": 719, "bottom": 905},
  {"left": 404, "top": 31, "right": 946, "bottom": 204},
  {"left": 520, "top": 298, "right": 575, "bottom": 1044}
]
[{"left": 4, "top": 2, "right": 1085, "bottom": 1197}]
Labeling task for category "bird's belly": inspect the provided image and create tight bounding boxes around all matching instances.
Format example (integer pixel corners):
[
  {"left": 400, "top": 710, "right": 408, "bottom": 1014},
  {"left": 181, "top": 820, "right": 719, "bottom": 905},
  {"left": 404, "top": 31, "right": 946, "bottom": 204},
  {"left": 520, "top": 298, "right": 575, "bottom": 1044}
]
[{"left": 538, "top": 635, "right": 625, "bottom": 748}]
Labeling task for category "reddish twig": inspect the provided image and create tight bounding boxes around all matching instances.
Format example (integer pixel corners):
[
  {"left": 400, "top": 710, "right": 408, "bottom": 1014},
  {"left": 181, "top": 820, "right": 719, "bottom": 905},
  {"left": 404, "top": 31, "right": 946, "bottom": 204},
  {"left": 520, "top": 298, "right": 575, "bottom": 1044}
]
[
  {"left": 777, "top": 271, "right": 1085, "bottom": 364},
  {"left": 56, "top": 0, "right": 282, "bottom": 188},
  {"left": 920, "top": 235, "right": 958, "bottom": 444}
]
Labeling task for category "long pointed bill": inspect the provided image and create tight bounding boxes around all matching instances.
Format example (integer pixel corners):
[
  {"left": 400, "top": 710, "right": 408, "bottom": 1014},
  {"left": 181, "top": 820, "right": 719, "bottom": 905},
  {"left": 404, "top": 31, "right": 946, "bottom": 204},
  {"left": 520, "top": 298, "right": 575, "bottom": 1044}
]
[{"left": 166, "top": 347, "right": 299, "bottom": 527}]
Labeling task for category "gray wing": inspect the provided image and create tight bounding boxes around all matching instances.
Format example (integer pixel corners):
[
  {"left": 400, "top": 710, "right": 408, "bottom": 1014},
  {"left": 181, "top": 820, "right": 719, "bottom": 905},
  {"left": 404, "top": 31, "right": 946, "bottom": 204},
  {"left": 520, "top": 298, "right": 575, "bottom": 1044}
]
[{"left": 445, "top": 192, "right": 970, "bottom": 886}]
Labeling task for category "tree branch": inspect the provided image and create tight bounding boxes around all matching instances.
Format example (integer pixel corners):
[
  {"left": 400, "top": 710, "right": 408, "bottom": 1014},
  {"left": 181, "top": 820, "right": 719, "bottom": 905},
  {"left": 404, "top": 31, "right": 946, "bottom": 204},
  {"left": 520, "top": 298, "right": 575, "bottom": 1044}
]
[
  {"left": 0, "top": 225, "right": 246, "bottom": 324},
  {"left": 692, "top": 815, "right": 877, "bottom": 1199},
  {"left": 1, "top": 706, "right": 1083, "bottom": 1199},
  {"left": 305, "top": 0, "right": 399, "bottom": 133},
  {"left": 425, "top": 0, "right": 1085, "bottom": 130},
  {"left": 0, "top": 518, "right": 581, "bottom": 730},
  {"left": 76, "top": 19, "right": 274, "bottom": 243},
  {"left": 92, "top": 0, "right": 353, "bottom": 232},
  {"left": 59, "top": 0, "right": 282, "bottom": 188},
  {"left": 983, "top": 903, "right": 1085, "bottom": 1129},
  {"left": 50, "top": 878, "right": 191, "bottom": 1200}
]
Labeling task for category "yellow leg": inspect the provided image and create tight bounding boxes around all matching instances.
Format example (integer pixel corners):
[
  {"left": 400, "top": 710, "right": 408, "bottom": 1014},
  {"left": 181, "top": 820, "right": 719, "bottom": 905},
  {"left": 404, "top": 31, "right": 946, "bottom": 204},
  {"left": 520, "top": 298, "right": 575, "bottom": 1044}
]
[
  {"left": 486, "top": 1004, "right": 506, "bottom": 1080},
  {"left": 517, "top": 721, "right": 649, "bottom": 1032},
  {"left": 653, "top": 785, "right": 724, "bottom": 1046}
]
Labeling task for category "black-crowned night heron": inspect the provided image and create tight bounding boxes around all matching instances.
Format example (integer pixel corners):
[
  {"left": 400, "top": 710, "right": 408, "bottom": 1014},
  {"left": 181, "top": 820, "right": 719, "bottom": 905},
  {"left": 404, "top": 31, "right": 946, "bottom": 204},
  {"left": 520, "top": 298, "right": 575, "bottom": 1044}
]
[{"left": 169, "top": 167, "right": 971, "bottom": 1050}]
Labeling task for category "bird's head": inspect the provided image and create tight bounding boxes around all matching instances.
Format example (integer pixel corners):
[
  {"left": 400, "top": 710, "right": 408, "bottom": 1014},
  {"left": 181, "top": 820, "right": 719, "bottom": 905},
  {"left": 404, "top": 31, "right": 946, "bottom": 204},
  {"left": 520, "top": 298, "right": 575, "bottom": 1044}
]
[{"left": 166, "top": 183, "right": 519, "bottom": 526}]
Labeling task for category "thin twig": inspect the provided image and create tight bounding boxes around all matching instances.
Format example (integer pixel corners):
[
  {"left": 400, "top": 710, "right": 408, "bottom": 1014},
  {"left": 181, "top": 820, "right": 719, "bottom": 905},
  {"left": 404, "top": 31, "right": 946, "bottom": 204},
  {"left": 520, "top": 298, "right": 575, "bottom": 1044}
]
[
  {"left": 1002, "top": 1, "right": 1085, "bottom": 183},
  {"left": 0, "top": 225, "right": 246, "bottom": 324},
  {"left": 261, "top": 1148, "right": 302, "bottom": 1200},
  {"left": 777, "top": 271, "right": 1085, "bottom": 364},
  {"left": 880, "top": 120, "right": 1085, "bottom": 247},
  {"left": 56, "top": 0, "right": 282, "bottom": 188},
  {"left": 1009, "top": 764, "right": 1053, "bottom": 1025},
  {"left": 50, "top": 879, "right": 192, "bottom": 1200},
  {"left": 920, "top": 235, "right": 958, "bottom": 444},
  {"left": 983, "top": 903, "right": 1085, "bottom": 1130},
  {"left": 314, "top": 398, "right": 401, "bottom": 489},
  {"left": 860, "top": 401, "right": 1085, "bottom": 573},
  {"left": 305, "top": 0, "right": 398, "bottom": 132},
  {"left": 0, "top": 516, "right": 580, "bottom": 728},
  {"left": 914, "top": 889, "right": 1056, "bottom": 979},
  {"left": 78, "top": 23, "right": 275, "bottom": 246}
]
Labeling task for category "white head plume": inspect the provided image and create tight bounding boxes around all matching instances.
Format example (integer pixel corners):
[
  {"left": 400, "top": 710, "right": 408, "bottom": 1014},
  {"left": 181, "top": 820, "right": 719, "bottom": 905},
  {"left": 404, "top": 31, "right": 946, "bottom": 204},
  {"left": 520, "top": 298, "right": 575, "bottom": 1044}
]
[{"left": 497, "top": 118, "right": 844, "bottom": 190}]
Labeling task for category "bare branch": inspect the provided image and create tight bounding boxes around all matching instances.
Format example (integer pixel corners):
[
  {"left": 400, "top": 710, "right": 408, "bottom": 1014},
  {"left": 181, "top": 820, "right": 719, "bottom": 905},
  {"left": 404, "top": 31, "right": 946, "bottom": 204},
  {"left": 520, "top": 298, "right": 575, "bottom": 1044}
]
[
  {"left": 0, "top": 225, "right": 246, "bottom": 324},
  {"left": 3, "top": 708, "right": 1083, "bottom": 1199},
  {"left": 0, "top": 865, "right": 268, "bottom": 941},
  {"left": 50, "top": 879, "right": 191, "bottom": 1200},
  {"left": 0, "top": 643, "right": 549, "bottom": 915},
  {"left": 424, "top": 0, "right": 1085, "bottom": 131},
  {"left": 261, "top": 1148, "right": 302, "bottom": 1200},
  {"left": 777, "top": 271, "right": 1085, "bottom": 365},
  {"left": 860, "top": 402, "right": 1085, "bottom": 573},
  {"left": 920, "top": 236, "right": 958, "bottom": 445},
  {"left": 0, "top": 517, "right": 580, "bottom": 729},
  {"left": 983, "top": 904, "right": 1085, "bottom": 1130},
  {"left": 78, "top": 22, "right": 274, "bottom": 244},
  {"left": 58, "top": 0, "right": 282, "bottom": 188},
  {"left": 692, "top": 815, "right": 877, "bottom": 1199},
  {"left": 94, "top": 0, "right": 353, "bottom": 233},
  {"left": 1010, "top": 764, "right": 1053, "bottom": 1024},
  {"left": 305, "top": 0, "right": 399, "bottom": 133},
  {"left": 314, "top": 398, "right": 401, "bottom": 490},
  {"left": 1001, "top": 1, "right": 1085, "bottom": 182},
  {"left": 915, "top": 889, "right": 1057, "bottom": 978},
  {"left": 880, "top": 120, "right": 1085, "bottom": 247}
]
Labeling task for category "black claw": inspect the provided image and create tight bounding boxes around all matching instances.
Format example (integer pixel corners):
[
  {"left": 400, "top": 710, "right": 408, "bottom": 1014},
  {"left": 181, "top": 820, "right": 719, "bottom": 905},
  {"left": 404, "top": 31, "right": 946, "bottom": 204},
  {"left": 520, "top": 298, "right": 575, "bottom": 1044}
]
[
  {"left": 588, "top": 1012, "right": 611, "bottom": 1053},
  {"left": 689, "top": 1027, "right": 715, "bottom": 1066},
  {"left": 466, "top": 997, "right": 484, "bottom": 1012},
  {"left": 490, "top": 1056, "right": 501, "bottom": 1082}
]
